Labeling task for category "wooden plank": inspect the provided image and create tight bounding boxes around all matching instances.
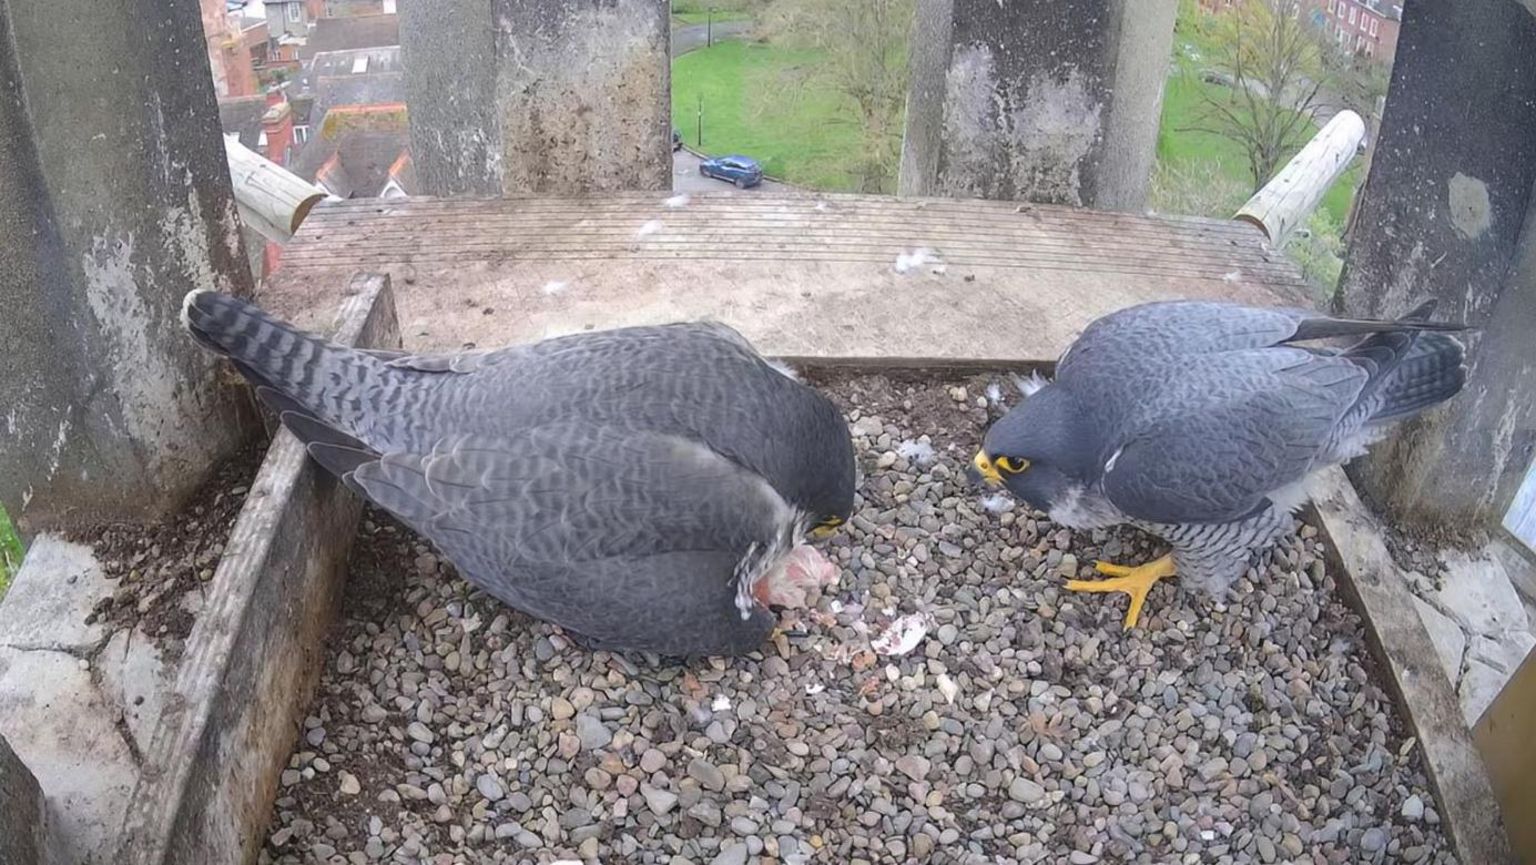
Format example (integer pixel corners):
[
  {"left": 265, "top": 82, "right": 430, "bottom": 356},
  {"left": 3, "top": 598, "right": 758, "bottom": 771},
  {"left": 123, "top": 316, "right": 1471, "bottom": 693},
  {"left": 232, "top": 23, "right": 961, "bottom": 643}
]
[
  {"left": 119, "top": 275, "right": 400, "bottom": 865},
  {"left": 259, "top": 192, "right": 1310, "bottom": 364},
  {"left": 1475, "top": 647, "right": 1536, "bottom": 865},
  {"left": 1305, "top": 467, "right": 1514, "bottom": 865}
]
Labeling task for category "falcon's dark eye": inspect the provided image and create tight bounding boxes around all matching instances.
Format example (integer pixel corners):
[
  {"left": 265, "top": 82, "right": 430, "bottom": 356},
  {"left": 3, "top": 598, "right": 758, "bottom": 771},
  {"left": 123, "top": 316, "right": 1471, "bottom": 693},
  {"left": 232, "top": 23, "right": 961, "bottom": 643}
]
[{"left": 996, "top": 456, "right": 1031, "bottom": 474}]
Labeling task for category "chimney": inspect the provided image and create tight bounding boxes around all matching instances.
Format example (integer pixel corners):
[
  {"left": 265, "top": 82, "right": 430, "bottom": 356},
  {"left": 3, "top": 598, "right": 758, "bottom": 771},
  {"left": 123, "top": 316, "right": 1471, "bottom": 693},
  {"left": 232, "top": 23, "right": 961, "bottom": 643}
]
[{"left": 261, "top": 101, "right": 295, "bottom": 166}]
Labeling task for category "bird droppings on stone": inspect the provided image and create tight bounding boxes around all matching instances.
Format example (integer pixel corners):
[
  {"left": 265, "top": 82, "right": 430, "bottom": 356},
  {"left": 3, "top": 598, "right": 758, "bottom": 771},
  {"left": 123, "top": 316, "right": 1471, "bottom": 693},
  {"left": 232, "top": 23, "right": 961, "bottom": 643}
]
[
  {"left": 540, "top": 280, "right": 569, "bottom": 296},
  {"left": 893, "top": 247, "right": 945, "bottom": 274},
  {"left": 259, "top": 373, "right": 1458, "bottom": 865},
  {"left": 663, "top": 193, "right": 690, "bottom": 208}
]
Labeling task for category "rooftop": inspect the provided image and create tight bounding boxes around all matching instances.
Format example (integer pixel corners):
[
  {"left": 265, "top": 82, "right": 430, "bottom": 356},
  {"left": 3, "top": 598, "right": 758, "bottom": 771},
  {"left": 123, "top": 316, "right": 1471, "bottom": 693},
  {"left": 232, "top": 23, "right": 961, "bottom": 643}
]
[{"left": 299, "top": 14, "right": 399, "bottom": 61}]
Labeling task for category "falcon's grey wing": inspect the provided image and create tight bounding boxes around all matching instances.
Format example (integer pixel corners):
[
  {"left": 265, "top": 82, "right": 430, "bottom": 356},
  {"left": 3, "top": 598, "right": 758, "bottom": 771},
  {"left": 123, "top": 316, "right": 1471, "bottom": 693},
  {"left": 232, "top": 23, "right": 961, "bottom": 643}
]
[
  {"left": 1058, "top": 299, "right": 1462, "bottom": 376},
  {"left": 330, "top": 423, "right": 791, "bottom": 656},
  {"left": 1099, "top": 350, "right": 1367, "bottom": 524}
]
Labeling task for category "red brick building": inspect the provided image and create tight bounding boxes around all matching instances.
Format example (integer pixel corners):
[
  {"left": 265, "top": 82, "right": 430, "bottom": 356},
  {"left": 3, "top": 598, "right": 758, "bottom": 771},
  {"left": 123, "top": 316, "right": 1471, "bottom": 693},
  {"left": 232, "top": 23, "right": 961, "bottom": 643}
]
[
  {"left": 1201, "top": 0, "right": 1401, "bottom": 66},
  {"left": 1306, "top": 0, "right": 1401, "bottom": 65}
]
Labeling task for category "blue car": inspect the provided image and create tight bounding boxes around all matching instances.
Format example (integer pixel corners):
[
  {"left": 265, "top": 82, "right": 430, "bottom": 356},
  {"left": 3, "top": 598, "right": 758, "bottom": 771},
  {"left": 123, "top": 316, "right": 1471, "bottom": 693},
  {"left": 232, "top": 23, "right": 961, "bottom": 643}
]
[{"left": 699, "top": 155, "right": 763, "bottom": 189}]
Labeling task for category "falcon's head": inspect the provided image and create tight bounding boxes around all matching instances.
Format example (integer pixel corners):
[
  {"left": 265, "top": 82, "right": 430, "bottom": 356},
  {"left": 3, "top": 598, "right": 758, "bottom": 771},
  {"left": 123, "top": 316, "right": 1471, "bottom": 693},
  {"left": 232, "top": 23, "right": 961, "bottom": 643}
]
[{"left": 970, "top": 384, "right": 1096, "bottom": 513}]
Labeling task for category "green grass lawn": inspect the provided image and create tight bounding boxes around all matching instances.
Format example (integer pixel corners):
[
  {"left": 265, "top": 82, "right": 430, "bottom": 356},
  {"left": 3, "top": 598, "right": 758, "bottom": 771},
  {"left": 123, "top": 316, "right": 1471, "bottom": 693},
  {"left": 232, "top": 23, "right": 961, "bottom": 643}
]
[
  {"left": 0, "top": 504, "right": 22, "bottom": 598},
  {"left": 672, "top": 41, "right": 867, "bottom": 190},
  {"left": 677, "top": 35, "right": 1360, "bottom": 219},
  {"left": 1161, "top": 40, "right": 1359, "bottom": 223}
]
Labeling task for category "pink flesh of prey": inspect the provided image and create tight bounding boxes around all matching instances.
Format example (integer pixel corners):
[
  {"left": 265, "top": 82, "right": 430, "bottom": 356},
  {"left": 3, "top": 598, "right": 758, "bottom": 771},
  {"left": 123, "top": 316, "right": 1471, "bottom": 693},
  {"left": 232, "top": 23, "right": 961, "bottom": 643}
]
[{"left": 754, "top": 544, "right": 840, "bottom": 608}]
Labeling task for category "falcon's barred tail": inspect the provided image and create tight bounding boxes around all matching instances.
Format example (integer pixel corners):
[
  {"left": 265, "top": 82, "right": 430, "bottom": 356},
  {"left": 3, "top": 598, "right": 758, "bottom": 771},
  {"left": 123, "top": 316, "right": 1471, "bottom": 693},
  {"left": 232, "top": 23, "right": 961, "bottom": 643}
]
[
  {"left": 181, "top": 289, "right": 390, "bottom": 436},
  {"left": 1365, "top": 331, "right": 1467, "bottom": 424}
]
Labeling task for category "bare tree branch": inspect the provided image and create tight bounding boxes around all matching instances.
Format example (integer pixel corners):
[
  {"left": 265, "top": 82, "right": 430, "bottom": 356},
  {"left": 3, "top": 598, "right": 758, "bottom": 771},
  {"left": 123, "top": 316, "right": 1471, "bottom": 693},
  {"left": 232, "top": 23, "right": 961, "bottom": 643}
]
[{"left": 1190, "top": 0, "right": 1332, "bottom": 192}]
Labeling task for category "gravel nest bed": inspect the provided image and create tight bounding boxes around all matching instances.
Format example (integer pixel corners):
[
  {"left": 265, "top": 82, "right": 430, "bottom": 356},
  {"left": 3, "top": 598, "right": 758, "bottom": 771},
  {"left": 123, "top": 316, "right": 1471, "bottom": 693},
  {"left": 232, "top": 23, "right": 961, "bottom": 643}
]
[{"left": 260, "top": 373, "right": 1455, "bottom": 865}]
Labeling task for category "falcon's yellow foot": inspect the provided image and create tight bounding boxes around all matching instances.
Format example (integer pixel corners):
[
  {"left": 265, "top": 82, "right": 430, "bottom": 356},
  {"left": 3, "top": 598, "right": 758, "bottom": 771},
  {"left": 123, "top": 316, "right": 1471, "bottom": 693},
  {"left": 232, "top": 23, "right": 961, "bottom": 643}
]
[{"left": 1064, "top": 554, "right": 1177, "bottom": 630}]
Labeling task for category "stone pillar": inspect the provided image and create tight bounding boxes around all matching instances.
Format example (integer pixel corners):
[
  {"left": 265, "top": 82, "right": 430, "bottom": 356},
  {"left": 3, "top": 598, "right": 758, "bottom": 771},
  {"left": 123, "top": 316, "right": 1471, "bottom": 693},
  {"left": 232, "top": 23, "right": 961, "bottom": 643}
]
[
  {"left": 0, "top": 733, "right": 47, "bottom": 865},
  {"left": 403, "top": 0, "right": 671, "bottom": 196},
  {"left": 1337, "top": 0, "right": 1536, "bottom": 531},
  {"left": 0, "top": 0, "right": 255, "bottom": 532},
  {"left": 898, "top": 0, "right": 1176, "bottom": 209}
]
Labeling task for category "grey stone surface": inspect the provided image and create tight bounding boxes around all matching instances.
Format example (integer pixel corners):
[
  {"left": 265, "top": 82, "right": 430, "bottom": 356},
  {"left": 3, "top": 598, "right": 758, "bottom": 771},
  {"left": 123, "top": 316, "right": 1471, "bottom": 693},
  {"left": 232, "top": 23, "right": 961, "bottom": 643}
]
[
  {"left": 1410, "top": 595, "right": 1467, "bottom": 685},
  {"left": 0, "top": 647, "right": 139, "bottom": 865},
  {"left": 0, "top": 536, "right": 111, "bottom": 652},
  {"left": 1338, "top": 0, "right": 1536, "bottom": 532},
  {"left": 1433, "top": 549, "right": 1529, "bottom": 637},
  {"left": 0, "top": 0, "right": 255, "bottom": 532},
  {"left": 1460, "top": 659, "right": 1509, "bottom": 729},
  {"left": 1467, "top": 631, "right": 1536, "bottom": 677},
  {"left": 119, "top": 277, "right": 400, "bottom": 865},
  {"left": 0, "top": 733, "right": 47, "bottom": 865},
  {"left": 899, "top": 0, "right": 1176, "bottom": 209},
  {"left": 405, "top": 0, "right": 671, "bottom": 195},
  {"left": 0, "top": 534, "right": 174, "bottom": 864},
  {"left": 1307, "top": 468, "right": 1512, "bottom": 865}
]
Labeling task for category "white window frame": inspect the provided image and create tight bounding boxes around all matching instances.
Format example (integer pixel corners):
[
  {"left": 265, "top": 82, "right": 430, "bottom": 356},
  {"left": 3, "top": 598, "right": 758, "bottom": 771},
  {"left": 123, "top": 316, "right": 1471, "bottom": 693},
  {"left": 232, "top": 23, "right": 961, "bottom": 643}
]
[
  {"left": 293, "top": 124, "right": 310, "bottom": 144},
  {"left": 1328, "top": 0, "right": 1336, "bottom": 13},
  {"left": 1348, "top": 6, "right": 1357, "bottom": 25},
  {"left": 1370, "top": 17, "right": 1379, "bottom": 36},
  {"left": 286, "top": 2, "right": 300, "bottom": 23}
]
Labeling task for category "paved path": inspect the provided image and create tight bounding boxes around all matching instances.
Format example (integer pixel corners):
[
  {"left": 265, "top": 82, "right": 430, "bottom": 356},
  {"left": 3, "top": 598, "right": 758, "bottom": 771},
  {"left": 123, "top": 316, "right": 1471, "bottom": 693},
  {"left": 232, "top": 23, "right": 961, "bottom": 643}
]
[{"left": 670, "top": 19, "right": 752, "bottom": 56}]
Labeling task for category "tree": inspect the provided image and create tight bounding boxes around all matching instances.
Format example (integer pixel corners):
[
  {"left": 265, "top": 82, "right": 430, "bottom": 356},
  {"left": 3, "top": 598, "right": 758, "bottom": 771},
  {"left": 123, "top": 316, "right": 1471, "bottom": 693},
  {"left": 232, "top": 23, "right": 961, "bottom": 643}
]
[
  {"left": 759, "top": 0, "right": 912, "bottom": 193},
  {"left": 1186, "top": 0, "right": 1329, "bottom": 192}
]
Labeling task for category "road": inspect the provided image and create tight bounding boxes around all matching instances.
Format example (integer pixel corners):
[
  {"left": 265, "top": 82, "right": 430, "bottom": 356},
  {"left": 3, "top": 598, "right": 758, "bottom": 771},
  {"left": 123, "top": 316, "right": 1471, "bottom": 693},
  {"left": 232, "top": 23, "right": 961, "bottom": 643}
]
[
  {"left": 670, "top": 19, "right": 752, "bottom": 56},
  {"left": 672, "top": 148, "right": 790, "bottom": 194}
]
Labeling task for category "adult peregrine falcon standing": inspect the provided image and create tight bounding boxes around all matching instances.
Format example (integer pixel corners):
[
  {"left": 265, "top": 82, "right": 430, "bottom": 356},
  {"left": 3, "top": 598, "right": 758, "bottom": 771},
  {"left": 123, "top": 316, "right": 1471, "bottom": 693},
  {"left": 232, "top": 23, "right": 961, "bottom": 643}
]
[
  {"left": 972, "top": 300, "right": 1467, "bottom": 629},
  {"left": 182, "top": 290, "right": 855, "bottom": 656}
]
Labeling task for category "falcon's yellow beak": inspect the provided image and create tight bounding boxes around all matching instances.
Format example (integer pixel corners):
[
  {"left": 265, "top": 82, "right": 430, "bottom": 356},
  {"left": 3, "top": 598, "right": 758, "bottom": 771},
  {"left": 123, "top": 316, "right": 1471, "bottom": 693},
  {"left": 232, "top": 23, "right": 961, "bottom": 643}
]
[{"left": 972, "top": 451, "right": 1003, "bottom": 487}]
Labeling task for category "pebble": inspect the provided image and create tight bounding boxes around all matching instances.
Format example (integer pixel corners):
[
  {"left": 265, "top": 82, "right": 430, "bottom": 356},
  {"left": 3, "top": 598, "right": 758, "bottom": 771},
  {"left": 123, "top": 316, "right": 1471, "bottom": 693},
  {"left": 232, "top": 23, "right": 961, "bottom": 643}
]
[
  {"left": 1361, "top": 826, "right": 1388, "bottom": 853},
  {"left": 550, "top": 696, "right": 575, "bottom": 720},
  {"left": 261, "top": 380, "right": 1457, "bottom": 865},
  {"left": 641, "top": 784, "right": 678, "bottom": 815},
  {"left": 640, "top": 749, "right": 667, "bottom": 773},
  {"left": 1008, "top": 778, "right": 1045, "bottom": 803},
  {"left": 475, "top": 773, "right": 504, "bottom": 802},
  {"left": 688, "top": 757, "right": 726, "bottom": 792},
  {"left": 575, "top": 714, "right": 611, "bottom": 750}
]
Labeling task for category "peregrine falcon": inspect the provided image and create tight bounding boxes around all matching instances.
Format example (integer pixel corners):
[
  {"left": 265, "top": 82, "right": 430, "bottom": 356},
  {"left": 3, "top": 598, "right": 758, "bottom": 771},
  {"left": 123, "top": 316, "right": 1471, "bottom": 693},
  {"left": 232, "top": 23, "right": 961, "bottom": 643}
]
[
  {"left": 183, "top": 290, "right": 855, "bottom": 656},
  {"left": 972, "top": 300, "right": 1467, "bottom": 629}
]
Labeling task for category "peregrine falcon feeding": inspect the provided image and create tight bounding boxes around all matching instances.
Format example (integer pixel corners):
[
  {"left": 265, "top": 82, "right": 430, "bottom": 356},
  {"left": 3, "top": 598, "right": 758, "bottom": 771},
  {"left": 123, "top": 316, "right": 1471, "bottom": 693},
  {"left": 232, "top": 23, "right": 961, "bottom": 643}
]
[{"left": 183, "top": 290, "right": 855, "bottom": 656}]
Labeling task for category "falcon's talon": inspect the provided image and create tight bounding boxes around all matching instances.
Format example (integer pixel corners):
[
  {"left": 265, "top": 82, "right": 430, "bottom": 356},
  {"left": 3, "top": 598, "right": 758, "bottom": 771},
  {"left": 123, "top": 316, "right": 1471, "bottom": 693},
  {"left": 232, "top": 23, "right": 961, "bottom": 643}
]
[{"left": 1065, "top": 554, "right": 1177, "bottom": 630}]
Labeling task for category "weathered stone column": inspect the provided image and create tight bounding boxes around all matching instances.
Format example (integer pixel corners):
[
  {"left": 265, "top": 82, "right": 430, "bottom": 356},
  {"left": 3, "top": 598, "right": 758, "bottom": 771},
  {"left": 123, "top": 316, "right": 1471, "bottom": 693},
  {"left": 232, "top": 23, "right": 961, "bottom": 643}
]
[
  {"left": 403, "top": 0, "right": 672, "bottom": 195},
  {"left": 0, "top": 0, "right": 255, "bottom": 532},
  {"left": 898, "top": 0, "right": 1176, "bottom": 209},
  {"left": 0, "top": 733, "right": 47, "bottom": 865},
  {"left": 1337, "top": 0, "right": 1536, "bottom": 532}
]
